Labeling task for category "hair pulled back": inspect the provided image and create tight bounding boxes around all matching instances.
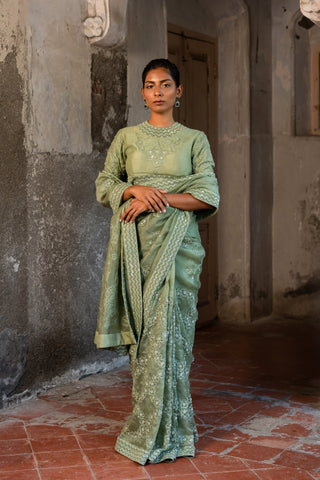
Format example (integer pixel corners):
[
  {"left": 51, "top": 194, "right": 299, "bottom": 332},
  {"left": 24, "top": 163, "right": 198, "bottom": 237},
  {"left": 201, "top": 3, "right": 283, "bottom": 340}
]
[{"left": 142, "top": 58, "right": 180, "bottom": 87}]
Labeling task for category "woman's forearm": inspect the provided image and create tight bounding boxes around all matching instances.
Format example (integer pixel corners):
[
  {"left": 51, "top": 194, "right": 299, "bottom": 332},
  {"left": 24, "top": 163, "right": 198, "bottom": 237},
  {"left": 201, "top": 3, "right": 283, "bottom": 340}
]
[
  {"left": 166, "top": 193, "right": 213, "bottom": 211},
  {"left": 123, "top": 188, "right": 214, "bottom": 212}
]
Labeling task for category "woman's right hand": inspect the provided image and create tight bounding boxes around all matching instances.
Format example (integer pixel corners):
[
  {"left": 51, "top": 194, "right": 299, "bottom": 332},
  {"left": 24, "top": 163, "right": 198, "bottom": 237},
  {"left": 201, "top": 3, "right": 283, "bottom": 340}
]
[{"left": 123, "top": 185, "right": 169, "bottom": 213}]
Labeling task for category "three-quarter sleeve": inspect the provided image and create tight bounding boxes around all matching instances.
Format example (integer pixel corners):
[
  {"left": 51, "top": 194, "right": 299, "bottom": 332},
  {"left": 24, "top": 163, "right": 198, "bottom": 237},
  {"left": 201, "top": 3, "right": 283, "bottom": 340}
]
[
  {"left": 95, "top": 130, "right": 130, "bottom": 213},
  {"left": 187, "top": 132, "right": 220, "bottom": 217}
]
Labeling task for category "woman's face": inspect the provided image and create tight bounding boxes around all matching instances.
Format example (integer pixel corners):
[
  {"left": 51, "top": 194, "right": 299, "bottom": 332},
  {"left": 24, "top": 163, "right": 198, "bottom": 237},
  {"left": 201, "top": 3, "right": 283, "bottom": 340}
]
[{"left": 141, "top": 67, "right": 182, "bottom": 114}]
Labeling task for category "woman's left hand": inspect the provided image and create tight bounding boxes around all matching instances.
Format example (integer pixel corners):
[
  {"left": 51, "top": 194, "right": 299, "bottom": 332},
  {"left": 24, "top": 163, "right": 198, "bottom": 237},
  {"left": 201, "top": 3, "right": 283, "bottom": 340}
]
[{"left": 120, "top": 198, "right": 150, "bottom": 223}]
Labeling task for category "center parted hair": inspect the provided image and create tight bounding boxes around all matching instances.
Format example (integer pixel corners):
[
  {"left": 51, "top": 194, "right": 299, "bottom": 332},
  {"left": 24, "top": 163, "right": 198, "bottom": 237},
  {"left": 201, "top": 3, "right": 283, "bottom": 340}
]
[{"left": 142, "top": 59, "right": 180, "bottom": 88}]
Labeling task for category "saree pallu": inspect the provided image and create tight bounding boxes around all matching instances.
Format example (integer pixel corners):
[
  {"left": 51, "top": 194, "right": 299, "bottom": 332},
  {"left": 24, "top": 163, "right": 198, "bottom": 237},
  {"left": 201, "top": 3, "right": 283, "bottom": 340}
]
[{"left": 95, "top": 171, "right": 218, "bottom": 464}]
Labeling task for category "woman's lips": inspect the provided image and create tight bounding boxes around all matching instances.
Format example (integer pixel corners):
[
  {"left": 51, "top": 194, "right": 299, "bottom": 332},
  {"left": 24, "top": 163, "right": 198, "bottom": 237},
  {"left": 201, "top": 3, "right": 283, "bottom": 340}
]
[{"left": 154, "top": 101, "right": 164, "bottom": 105}]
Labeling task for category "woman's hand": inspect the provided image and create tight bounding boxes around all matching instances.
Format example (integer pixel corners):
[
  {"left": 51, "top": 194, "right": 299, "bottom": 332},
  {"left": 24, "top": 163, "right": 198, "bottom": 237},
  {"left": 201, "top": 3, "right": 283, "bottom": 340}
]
[
  {"left": 123, "top": 186, "right": 168, "bottom": 213},
  {"left": 120, "top": 198, "right": 151, "bottom": 223}
]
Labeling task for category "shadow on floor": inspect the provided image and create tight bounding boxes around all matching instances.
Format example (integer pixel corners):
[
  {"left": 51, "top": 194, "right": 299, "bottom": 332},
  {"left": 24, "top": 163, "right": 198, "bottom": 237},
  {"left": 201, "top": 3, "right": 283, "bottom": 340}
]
[{"left": 194, "top": 315, "right": 320, "bottom": 398}]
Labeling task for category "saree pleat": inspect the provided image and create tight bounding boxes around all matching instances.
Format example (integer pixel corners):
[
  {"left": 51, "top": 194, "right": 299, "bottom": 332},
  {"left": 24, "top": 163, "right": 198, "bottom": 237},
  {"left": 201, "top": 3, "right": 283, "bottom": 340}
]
[{"left": 94, "top": 122, "right": 220, "bottom": 464}]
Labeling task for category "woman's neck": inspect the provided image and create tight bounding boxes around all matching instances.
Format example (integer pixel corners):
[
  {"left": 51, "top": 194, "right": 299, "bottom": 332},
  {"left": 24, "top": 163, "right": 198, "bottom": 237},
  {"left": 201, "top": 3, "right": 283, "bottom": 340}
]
[{"left": 147, "top": 112, "right": 175, "bottom": 127}]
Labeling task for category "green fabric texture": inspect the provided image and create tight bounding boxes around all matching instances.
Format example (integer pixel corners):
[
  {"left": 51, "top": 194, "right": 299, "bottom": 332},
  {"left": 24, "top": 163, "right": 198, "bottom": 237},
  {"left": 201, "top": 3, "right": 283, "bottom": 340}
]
[{"left": 95, "top": 121, "right": 219, "bottom": 464}]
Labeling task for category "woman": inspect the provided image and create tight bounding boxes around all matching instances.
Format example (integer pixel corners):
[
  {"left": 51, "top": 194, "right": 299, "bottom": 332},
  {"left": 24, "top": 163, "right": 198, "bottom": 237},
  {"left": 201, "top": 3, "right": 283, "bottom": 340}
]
[{"left": 95, "top": 58, "right": 219, "bottom": 465}]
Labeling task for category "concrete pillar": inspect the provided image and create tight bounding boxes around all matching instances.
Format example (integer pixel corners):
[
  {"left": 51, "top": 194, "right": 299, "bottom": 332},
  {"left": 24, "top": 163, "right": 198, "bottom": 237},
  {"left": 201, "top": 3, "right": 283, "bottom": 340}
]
[
  {"left": 245, "top": 0, "right": 274, "bottom": 320},
  {"left": 127, "top": 0, "right": 167, "bottom": 126},
  {"left": 0, "top": 0, "right": 28, "bottom": 406}
]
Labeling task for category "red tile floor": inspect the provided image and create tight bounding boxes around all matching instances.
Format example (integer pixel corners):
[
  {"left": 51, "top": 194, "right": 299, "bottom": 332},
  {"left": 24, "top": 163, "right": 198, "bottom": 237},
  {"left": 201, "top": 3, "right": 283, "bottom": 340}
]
[{"left": 1, "top": 316, "right": 320, "bottom": 479}]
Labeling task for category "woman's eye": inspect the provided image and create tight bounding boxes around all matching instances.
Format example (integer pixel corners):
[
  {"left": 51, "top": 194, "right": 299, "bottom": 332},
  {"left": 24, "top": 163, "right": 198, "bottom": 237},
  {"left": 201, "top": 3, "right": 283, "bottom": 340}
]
[
  {"left": 146, "top": 85, "right": 153, "bottom": 89},
  {"left": 164, "top": 84, "right": 171, "bottom": 87}
]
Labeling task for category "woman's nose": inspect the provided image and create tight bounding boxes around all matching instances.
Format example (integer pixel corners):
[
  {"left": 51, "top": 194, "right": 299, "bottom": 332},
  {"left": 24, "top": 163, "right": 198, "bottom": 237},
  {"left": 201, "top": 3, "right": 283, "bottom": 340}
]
[{"left": 154, "top": 86, "right": 163, "bottom": 96}]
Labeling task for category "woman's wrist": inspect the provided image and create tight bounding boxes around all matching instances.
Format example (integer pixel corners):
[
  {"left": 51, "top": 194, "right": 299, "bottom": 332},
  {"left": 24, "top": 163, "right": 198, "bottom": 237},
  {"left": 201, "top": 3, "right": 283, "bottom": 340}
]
[{"left": 123, "top": 186, "right": 134, "bottom": 201}]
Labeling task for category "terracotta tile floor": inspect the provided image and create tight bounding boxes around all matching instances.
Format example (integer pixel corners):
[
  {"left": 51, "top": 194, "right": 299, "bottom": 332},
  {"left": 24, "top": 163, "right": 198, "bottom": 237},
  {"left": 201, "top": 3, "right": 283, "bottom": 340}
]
[{"left": 1, "top": 316, "right": 320, "bottom": 479}]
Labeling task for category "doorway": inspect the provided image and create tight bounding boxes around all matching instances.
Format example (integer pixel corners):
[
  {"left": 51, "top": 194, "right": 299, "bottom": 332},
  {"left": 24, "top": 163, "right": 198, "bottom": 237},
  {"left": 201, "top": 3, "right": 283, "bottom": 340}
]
[{"left": 168, "top": 25, "right": 218, "bottom": 326}]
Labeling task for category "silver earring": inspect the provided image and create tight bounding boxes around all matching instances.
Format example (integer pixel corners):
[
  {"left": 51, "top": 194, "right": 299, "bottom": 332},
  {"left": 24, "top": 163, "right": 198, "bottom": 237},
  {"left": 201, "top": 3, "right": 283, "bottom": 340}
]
[
  {"left": 144, "top": 99, "right": 149, "bottom": 110},
  {"left": 175, "top": 97, "right": 180, "bottom": 108}
]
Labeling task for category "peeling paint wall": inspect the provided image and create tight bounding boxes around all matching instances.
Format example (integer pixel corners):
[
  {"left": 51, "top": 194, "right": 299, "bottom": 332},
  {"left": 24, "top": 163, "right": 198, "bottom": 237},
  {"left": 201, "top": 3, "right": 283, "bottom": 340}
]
[
  {"left": 0, "top": 0, "right": 128, "bottom": 408},
  {"left": 26, "top": 0, "right": 91, "bottom": 154},
  {"left": 0, "top": 1, "right": 28, "bottom": 406},
  {"left": 91, "top": 47, "right": 127, "bottom": 152},
  {"left": 272, "top": 0, "right": 320, "bottom": 317}
]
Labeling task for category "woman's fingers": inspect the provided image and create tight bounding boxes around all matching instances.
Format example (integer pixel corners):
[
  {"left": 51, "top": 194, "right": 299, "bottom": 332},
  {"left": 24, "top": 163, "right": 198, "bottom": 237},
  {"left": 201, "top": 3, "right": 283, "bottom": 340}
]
[
  {"left": 120, "top": 187, "right": 170, "bottom": 222},
  {"left": 120, "top": 200, "right": 148, "bottom": 223},
  {"left": 152, "top": 190, "right": 169, "bottom": 209},
  {"left": 131, "top": 186, "right": 169, "bottom": 212},
  {"left": 120, "top": 193, "right": 169, "bottom": 223},
  {"left": 144, "top": 190, "right": 168, "bottom": 213},
  {"left": 147, "top": 196, "right": 166, "bottom": 213}
]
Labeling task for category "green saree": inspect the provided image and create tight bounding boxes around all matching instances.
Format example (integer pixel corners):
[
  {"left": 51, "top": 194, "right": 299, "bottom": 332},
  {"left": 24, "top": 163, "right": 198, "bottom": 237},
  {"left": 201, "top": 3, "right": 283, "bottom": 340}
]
[{"left": 95, "top": 121, "right": 219, "bottom": 465}]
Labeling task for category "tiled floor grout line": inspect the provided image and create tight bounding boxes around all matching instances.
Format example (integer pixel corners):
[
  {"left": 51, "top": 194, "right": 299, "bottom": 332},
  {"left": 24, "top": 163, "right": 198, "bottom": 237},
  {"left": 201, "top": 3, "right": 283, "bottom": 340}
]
[
  {"left": 250, "top": 468, "right": 265, "bottom": 480},
  {"left": 142, "top": 465, "right": 153, "bottom": 480},
  {"left": 309, "top": 469, "right": 320, "bottom": 479},
  {"left": 23, "top": 421, "right": 42, "bottom": 480},
  {"left": 72, "top": 428, "right": 97, "bottom": 480},
  {"left": 96, "top": 396, "right": 108, "bottom": 412},
  {"left": 239, "top": 458, "right": 271, "bottom": 480},
  {"left": 209, "top": 400, "right": 275, "bottom": 430},
  {"left": 189, "top": 457, "right": 210, "bottom": 479}
]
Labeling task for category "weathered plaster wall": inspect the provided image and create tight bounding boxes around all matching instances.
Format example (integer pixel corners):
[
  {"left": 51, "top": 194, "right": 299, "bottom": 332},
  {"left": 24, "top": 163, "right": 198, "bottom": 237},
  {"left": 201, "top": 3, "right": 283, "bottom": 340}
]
[
  {"left": 167, "top": 0, "right": 251, "bottom": 323},
  {"left": 22, "top": 149, "right": 125, "bottom": 395},
  {"left": 127, "top": 0, "right": 167, "bottom": 126},
  {"left": 0, "top": 0, "right": 29, "bottom": 407},
  {"left": 216, "top": 6, "right": 251, "bottom": 323},
  {"left": 26, "top": 0, "right": 91, "bottom": 154},
  {"left": 245, "top": 0, "right": 273, "bottom": 319},
  {"left": 272, "top": 0, "right": 320, "bottom": 317},
  {"left": 0, "top": 0, "right": 128, "bottom": 407},
  {"left": 91, "top": 46, "right": 127, "bottom": 152}
]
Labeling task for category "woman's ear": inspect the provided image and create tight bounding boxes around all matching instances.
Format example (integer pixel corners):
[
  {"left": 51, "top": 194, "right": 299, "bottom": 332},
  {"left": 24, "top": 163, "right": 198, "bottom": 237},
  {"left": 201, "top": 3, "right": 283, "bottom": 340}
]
[{"left": 177, "top": 84, "right": 183, "bottom": 98}]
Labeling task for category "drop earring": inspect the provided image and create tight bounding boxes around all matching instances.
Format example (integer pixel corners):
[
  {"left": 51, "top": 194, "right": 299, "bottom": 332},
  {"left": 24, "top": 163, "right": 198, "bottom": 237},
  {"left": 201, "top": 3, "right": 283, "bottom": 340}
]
[
  {"left": 175, "top": 97, "right": 180, "bottom": 108},
  {"left": 144, "top": 99, "right": 149, "bottom": 110}
]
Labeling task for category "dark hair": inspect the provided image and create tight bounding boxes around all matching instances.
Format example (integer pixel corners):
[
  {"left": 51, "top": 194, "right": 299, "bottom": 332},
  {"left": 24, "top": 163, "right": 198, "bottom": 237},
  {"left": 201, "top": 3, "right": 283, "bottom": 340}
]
[{"left": 142, "top": 58, "right": 180, "bottom": 87}]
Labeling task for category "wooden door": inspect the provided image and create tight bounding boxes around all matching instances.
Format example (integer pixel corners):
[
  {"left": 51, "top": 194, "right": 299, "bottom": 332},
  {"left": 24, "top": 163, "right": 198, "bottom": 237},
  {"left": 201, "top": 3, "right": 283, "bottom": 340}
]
[{"left": 168, "top": 26, "right": 218, "bottom": 327}]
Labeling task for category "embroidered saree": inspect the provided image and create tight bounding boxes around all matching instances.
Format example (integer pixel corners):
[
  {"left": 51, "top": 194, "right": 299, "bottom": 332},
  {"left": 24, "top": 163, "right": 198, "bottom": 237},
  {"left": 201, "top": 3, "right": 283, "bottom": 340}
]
[{"left": 95, "top": 121, "right": 219, "bottom": 465}]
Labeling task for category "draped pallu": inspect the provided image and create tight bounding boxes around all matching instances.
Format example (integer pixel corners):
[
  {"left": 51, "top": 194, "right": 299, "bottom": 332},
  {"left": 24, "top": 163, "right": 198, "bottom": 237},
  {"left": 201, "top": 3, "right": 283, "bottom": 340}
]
[{"left": 95, "top": 122, "right": 220, "bottom": 464}]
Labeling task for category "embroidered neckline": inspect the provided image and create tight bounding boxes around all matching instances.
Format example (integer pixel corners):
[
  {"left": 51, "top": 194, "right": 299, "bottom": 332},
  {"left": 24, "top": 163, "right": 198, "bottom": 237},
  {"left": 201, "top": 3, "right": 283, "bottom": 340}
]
[{"left": 139, "top": 121, "right": 182, "bottom": 137}]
